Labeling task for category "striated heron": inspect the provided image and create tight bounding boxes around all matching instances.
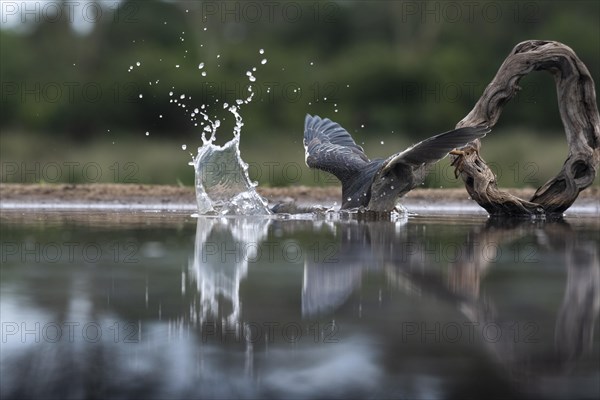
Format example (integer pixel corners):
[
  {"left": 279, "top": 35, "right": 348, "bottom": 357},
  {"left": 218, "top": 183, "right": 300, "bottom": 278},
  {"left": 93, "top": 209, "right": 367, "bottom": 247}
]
[{"left": 303, "top": 114, "right": 489, "bottom": 212}]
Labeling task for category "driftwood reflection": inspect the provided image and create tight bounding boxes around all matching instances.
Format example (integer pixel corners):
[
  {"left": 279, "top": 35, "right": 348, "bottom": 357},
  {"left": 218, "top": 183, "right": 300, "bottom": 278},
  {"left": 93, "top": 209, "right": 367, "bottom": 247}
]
[
  {"left": 302, "top": 217, "right": 599, "bottom": 384},
  {"left": 551, "top": 223, "right": 600, "bottom": 368},
  {"left": 448, "top": 219, "right": 599, "bottom": 374}
]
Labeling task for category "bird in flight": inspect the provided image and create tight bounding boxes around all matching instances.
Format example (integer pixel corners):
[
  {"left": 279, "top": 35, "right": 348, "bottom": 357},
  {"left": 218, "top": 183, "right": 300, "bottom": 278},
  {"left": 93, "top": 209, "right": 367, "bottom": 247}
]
[{"left": 303, "top": 114, "right": 489, "bottom": 212}]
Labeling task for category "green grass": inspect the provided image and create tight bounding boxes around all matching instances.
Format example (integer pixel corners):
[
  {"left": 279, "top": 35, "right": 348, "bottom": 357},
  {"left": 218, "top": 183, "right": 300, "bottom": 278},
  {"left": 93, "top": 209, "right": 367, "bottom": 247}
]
[{"left": 1, "top": 128, "right": 596, "bottom": 189}]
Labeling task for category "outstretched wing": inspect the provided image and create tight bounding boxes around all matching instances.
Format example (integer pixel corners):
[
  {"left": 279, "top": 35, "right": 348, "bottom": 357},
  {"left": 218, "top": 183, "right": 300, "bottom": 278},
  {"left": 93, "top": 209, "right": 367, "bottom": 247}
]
[
  {"left": 304, "top": 114, "right": 370, "bottom": 182},
  {"left": 382, "top": 126, "right": 490, "bottom": 172}
]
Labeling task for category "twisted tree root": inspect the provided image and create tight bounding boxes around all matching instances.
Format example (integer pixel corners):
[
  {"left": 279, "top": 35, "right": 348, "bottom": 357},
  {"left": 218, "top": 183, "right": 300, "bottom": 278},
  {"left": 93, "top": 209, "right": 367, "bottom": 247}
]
[{"left": 451, "top": 40, "right": 600, "bottom": 217}]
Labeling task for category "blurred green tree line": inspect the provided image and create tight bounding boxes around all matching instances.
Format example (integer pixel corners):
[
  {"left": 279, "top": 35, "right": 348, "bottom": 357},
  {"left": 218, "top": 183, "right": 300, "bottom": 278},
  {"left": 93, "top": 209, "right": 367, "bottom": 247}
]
[{"left": 1, "top": 0, "right": 598, "bottom": 144}]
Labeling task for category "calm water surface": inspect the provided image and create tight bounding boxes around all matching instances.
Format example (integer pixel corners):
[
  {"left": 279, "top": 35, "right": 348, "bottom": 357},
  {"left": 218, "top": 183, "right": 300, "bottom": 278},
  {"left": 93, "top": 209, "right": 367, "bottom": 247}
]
[{"left": 1, "top": 210, "right": 599, "bottom": 399}]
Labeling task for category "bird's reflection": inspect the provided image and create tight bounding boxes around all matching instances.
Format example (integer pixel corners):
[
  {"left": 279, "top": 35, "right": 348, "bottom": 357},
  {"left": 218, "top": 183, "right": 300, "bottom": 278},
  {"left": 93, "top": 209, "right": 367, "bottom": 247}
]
[{"left": 301, "top": 218, "right": 409, "bottom": 315}]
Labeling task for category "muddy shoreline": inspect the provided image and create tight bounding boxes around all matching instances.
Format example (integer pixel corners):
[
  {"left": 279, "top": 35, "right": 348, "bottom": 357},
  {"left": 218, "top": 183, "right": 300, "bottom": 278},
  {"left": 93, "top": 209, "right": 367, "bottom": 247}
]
[{"left": 1, "top": 183, "right": 597, "bottom": 208}]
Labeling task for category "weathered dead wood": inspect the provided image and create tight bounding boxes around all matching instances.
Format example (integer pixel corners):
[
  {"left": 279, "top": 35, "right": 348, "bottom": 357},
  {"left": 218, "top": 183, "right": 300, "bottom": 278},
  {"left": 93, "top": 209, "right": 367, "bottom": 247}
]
[{"left": 451, "top": 40, "right": 600, "bottom": 216}]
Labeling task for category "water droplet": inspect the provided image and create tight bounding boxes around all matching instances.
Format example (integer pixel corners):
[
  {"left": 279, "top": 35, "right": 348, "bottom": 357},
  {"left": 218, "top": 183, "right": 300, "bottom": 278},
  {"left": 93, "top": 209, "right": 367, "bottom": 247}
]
[
  {"left": 259, "top": 49, "right": 264, "bottom": 54},
  {"left": 145, "top": 131, "right": 149, "bottom": 136},
  {"left": 136, "top": 61, "right": 141, "bottom": 67},
  {"left": 182, "top": 144, "right": 187, "bottom": 150},
  {"left": 180, "top": 94, "right": 185, "bottom": 99},
  {"left": 249, "top": 76, "right": 256, "bottom": 82},
  {"left": 175, "top": 64, "right": 180, "bottom": 68},
  {"left": 361, "top": 124, "right": 365, "bottom": 128},
  {"left": 261, "top": 59, "right": 267, "bottom": 65},
  {"left": 194, "top": 108, "right": 199, "bottom": 113},
  {"left": 380, "top": 141, "right": 384, "bottom": 145},
  {"left": 201, "top": 71, "right": 207, "bottom": 77},
  {"left": 217, "top": 54, "right": 221, "bottom": 58},
  {"left": 203, "top": 27, "right": 207, "bottom": 31},
  {"left": 198, "top": 62, "right": 204, "bottom": 69},
  {"left": 159, "top": 114, "right": 163, "bottom": 118},
  {"left": 138, "top": 94, "right": 143, "bottom": 98},
  {"left": 310, "top": 61, "right": 314, "bottom": 66},
  {"left": 169, "top": 91, "right": 173, "bottom": 96}
]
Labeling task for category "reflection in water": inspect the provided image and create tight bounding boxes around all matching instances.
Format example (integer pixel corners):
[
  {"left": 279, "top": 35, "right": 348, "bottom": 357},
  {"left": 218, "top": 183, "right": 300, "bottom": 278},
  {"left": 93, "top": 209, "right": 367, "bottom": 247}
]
[
  {"left": 553, "top": 224, "right": 600, "bottom": 367},
  {"left": 301, "top": 219, "right": 410, "bottom": 316},
  {"left": 189, "top": 217, "right": 271, "bottom": 324},
  {"left": 0, "top": 212, "right": 598, "bottom": 399},
  {"left": 301, "top": 217, "right": 600, "bottom": 392},
  {"left": 449, "top": 220, "right": 600, "bottom": 377}
]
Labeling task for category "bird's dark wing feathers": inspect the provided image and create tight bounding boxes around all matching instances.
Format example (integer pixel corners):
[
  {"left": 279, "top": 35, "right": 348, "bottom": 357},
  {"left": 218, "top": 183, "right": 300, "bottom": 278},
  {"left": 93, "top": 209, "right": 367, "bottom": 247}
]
[
  {"left": 304, "top": 114, "right": 370, "bottom": 180},
  {"left": 383, "top": 126, "right": 490, "bottom": 170}
]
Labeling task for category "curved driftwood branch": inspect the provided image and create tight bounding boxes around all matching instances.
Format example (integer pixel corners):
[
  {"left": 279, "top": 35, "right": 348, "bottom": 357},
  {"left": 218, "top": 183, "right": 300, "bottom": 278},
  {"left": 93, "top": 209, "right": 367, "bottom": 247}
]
[{"left": 451, "top": 40, "right": 600, "bottom": 216}]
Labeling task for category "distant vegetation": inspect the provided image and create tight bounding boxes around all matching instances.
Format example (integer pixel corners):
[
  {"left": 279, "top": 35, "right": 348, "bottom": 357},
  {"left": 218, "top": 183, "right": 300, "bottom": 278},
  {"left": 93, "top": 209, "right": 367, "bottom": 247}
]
[{"left": 1, "top": 0, "right": 598, "bottom": 186}]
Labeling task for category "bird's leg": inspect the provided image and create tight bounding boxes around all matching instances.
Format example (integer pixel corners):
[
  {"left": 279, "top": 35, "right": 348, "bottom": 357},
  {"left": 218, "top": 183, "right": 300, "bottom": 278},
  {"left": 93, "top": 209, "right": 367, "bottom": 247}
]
[
  {"left": 449, "top": 149, "right": 464, "bottom": 156},
  {"left": 449, "top": 148, "right": 478, "bottom": 179},
  {"left": 449, "top": 149, "right": 465, "bottom": 178}
]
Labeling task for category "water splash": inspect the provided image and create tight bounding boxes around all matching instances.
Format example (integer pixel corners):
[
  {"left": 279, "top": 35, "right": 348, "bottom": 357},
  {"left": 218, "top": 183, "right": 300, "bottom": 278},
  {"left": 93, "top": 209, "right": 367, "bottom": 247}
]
[
  {"left": 191, "top": 52, "right": 270, "bottom": 215},
  {"left": 130, "top": 47, "right": 270, "bottom": 215},
  {"left": 193, "top": 133, "right": 269, "bottom": 215}
]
